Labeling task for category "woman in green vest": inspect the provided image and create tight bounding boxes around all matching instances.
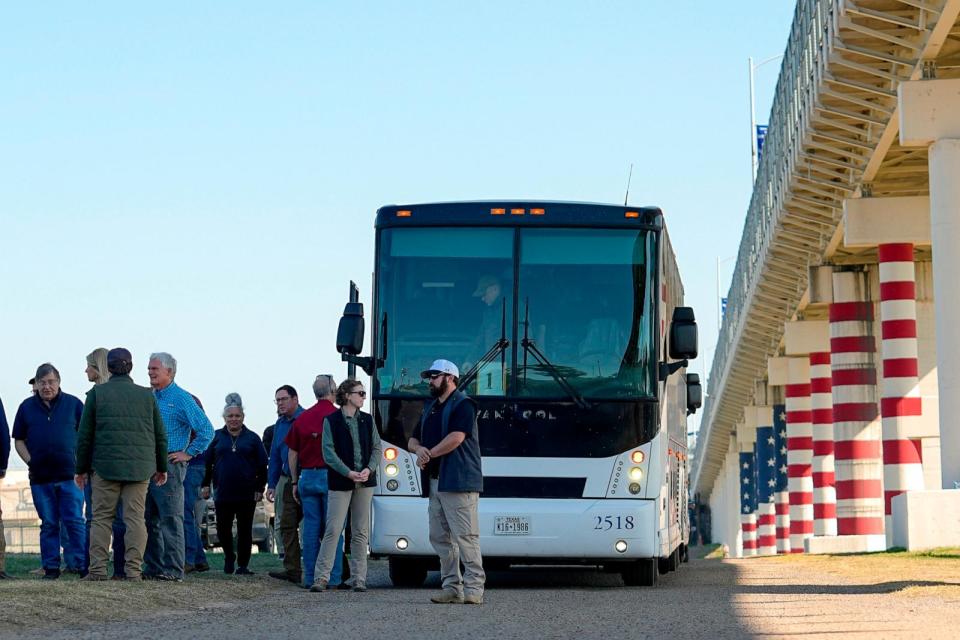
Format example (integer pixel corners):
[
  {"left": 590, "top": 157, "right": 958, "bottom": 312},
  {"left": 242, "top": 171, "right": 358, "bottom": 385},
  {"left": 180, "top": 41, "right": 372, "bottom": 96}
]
[{"left": 309, "top": 379, "right": 380, "bottom": 592}]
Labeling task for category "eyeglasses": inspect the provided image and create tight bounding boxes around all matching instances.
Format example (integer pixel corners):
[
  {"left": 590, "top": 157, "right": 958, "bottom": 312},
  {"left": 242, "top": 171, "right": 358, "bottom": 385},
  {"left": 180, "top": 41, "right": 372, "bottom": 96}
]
[
  {"left": 274, "top": 396, "right": 292, "bottom": 404},
  {"left": 350, "top": 390, "right": 367, "bottom": 397}
]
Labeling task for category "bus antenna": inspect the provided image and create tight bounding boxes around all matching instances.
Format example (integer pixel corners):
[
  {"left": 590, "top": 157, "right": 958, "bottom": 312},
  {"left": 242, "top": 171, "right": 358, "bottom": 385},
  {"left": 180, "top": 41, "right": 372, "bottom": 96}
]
[{"left": 623, "top": 163, "right": 634, "bottom": 206}]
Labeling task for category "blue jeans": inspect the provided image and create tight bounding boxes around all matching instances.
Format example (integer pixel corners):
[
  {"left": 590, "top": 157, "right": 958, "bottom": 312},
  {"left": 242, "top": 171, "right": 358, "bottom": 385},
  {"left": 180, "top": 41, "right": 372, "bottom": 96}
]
[
  {"left": 32, "top": 480, "right": 86, "bottom": 571},
  {"left": 183, "top": 464, "right": 208, "bottom": 566},
  {"left": 144, "top": 461, "right": 186, "bottom": 579},
  {"left": 299, "top": 468, "right": 344, "bottom": 587},
  {"left": 84, "top": 482, "right": 126, "bottom": 576}
]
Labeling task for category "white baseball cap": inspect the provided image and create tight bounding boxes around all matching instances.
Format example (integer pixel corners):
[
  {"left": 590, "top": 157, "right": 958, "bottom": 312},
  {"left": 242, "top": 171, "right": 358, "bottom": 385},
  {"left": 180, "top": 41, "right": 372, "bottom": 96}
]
[{"left": 421, "top": 359, "right": 459, "bottom": 379}]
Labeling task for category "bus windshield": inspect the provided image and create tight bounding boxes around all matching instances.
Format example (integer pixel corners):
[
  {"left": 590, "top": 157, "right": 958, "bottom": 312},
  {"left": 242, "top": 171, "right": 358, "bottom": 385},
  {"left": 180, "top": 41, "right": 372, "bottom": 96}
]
[{"left": 375, "top": 226, "right": 655, "bottom": 399}]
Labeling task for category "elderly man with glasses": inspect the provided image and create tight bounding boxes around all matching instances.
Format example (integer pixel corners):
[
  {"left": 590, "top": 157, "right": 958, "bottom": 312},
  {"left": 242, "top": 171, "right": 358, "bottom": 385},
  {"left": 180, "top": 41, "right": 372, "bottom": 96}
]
[
  {"left": 266, "top": 385, "right": 305, "bottom": 583},
  {"left": 409, "top": 359, "right": 486, "bottom": 605}
]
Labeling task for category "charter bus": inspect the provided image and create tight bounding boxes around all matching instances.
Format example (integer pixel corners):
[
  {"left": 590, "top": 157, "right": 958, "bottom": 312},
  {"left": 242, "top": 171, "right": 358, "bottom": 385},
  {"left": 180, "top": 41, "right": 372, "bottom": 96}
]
[{"left": 335, "top": 201, "right": 701, "bottom": 587}]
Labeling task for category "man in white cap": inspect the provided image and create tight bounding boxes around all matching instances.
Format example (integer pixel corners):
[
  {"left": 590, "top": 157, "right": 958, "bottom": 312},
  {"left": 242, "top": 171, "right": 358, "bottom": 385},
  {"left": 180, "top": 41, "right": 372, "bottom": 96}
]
[{"left": 408, "top": 359, "right": 485, "bottom": 604}]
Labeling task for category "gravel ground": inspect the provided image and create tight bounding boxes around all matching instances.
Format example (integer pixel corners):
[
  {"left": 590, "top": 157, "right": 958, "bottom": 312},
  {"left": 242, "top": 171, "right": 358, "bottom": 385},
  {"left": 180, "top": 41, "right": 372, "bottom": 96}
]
[{"left": 6, "top": 552, "right": 960, "bottom": 640}]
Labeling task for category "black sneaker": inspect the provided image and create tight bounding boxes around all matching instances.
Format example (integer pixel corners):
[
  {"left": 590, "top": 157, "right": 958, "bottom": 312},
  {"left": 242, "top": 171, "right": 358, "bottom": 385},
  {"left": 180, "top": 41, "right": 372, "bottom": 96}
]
[
  {"left": 43, "top": 569, "right": 61, "bottom": 580},
  {"left": 234, "top": 567, "right": 254, "bottom": 575},
  {"left": 155, "top": 573, "right": 183, "bottom": 582},
  {"left": 194, "top": 563, "right": 210, "bottom": 573}
]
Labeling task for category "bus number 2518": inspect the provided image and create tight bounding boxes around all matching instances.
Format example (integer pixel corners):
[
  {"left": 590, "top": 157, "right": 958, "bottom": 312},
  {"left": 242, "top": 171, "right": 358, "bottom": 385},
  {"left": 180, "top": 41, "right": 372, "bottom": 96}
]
[{"left": 594, "top": 515, "right": 635, "bottom": 531}]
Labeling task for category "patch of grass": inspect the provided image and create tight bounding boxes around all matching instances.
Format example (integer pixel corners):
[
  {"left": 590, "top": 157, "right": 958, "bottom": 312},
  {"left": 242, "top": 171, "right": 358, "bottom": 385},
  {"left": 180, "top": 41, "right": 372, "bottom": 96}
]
[
  {"left": 692, "top": 544, "right": 723, "bottom": 560},
  {"left": 0, "top": 552, "right": 293, "bottom": 632}
]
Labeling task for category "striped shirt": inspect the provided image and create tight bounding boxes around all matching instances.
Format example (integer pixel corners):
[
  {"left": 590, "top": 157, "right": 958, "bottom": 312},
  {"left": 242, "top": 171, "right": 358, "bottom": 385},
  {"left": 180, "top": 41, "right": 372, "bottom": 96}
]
[{"left": 153, "top": 381, "right": 214, "bottom": 456}]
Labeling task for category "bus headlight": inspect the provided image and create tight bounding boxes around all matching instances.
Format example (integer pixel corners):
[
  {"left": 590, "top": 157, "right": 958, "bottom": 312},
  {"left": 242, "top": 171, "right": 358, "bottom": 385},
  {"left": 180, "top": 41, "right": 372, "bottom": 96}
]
[
  {"left": 385, "top": 464, "right": 399, "bottom": 477},
  {"left": 615, "top": 540, "right": 628, "bottom": 553},
  {"left": 384, "top": 447, "right": 398, "bottom": 461},
  {"left": 628, "top": 467, "right": 643, "bottom": 482},
  {"left": 396, "top": 537, "right": 409, "bottom": 550},
  {"left": 631, "top": 450, "right": 645, "bottom": 463},
  {"left": 386, "top": 479, "right": 399, "bottom": 491},
  {"left": 628, "top": 483, "right": 641, "bottom": 495}
]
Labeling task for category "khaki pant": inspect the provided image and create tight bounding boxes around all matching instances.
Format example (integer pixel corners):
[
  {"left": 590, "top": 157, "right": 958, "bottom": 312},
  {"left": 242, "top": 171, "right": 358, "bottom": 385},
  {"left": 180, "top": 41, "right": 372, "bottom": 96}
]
[
  {"left": 428, "top": 478, "right": 485, "bottom": 597},
  {"left": 89, "top": 474, "right": 149, "bottom": 579},
  {"left": 314, "top": 486, "right": 372, "bottom": 588}
]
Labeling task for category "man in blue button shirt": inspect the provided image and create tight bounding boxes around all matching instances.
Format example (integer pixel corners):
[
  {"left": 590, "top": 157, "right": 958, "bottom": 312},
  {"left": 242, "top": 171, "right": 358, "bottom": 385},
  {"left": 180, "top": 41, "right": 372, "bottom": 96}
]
[
  {"left": 12, "top": 363, "right": 86, "bottom": 579},
  {"left": 265, "top": 385, "right": 304, "bottom": 583},
  {"left": 145, "top": 352, "right": 214, "bottom": 581}
]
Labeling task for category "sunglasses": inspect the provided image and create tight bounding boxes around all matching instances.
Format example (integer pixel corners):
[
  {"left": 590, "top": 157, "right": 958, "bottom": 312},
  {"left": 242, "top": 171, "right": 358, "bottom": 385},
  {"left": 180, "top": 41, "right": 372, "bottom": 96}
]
[
  {"left": 427, "top": 373, "right": 445, "bottom": 380},
  {"left": 350, "top": 390, "right": 367, "bottom": 397}
]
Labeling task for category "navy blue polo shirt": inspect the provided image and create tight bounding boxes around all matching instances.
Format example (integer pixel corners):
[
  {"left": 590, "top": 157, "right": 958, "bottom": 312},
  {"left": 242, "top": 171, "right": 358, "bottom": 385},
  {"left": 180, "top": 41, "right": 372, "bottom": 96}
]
[
  {"left": 413, "top": 397, "right": 476, "bottom": 479},
  {"left": 12, "top": 391, "right": 84, "bottom": 485}
]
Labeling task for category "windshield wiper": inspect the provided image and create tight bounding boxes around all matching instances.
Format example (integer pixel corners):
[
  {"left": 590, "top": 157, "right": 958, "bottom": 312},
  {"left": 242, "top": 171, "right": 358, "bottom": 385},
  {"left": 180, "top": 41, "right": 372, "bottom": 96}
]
[
  {"left": 458, "top": 300, "right": 509, "bottom": 392},
  {"left": 520, "top": 300, "right": 592, "bottom": 410}
]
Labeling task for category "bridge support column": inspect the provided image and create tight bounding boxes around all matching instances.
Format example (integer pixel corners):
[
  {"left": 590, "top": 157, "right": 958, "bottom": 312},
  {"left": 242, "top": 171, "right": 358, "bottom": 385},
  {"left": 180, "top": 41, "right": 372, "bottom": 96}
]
[
  {"left": 785, "top": 357, "right": 814, "bottom": 552},
  {"left": 785, "top": 320, "right": 836, "bottom": 540},
  {"left": 822, "top": 270, "right": 886, "bottom": 552},
  {"left": 810, "top": 351, "right": 837, "bottom": 537},
  {"left": 738, "top": 418, "right": 758, "bottom": 557},
  {"left": 900, "top": 79, "right": 960, "bottom": 489},
  {"left": 752, "top": 406, "right": 779, "bottom": 556},
  {"left": 767, "top": 360, "right": 791, "bottom": 553}
]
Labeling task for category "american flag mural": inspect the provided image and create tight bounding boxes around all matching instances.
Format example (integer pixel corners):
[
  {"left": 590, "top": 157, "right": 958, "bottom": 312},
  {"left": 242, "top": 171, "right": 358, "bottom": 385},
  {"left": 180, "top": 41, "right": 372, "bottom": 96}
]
[
  {"left": 755, "top": 418, "right": 778, "bottom": 555},
  {"left": 774, "top": 403, "right": 791, "bottom": 553},
  {"left": 740, "top": 450, "right": 758, "bottom": 556}
]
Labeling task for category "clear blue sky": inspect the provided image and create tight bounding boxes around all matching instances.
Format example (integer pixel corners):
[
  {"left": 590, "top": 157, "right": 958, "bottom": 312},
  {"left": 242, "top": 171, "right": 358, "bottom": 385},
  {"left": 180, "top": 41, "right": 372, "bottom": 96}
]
[{"left": 0, "top": 2, "right": 796, "bottom": 462}]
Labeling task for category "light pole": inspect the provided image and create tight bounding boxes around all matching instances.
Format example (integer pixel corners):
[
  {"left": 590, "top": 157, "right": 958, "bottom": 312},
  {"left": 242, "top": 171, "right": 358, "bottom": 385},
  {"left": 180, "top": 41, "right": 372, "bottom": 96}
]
[{"left": 749, "top": 54, "right": 784, "bottom": 183}]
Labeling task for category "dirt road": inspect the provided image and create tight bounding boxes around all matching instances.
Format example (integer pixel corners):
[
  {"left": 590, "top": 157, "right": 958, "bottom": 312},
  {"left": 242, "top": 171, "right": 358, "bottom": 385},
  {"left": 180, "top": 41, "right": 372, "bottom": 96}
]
[{"left": 4, "top": 551, "right": 959, "bottom": 639}]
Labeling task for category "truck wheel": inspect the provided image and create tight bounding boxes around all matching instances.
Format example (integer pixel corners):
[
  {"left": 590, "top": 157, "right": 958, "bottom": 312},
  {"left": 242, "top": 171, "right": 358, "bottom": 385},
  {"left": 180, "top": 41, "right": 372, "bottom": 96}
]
[
  {"left": 388, "top": 557, "right": 428, "bottom": 587},
  {"left": 257, "top": 528, "right": 275, "bottom": 554},
  {"left": 621, "top": 558, "right": 657, "bottom": 587}
]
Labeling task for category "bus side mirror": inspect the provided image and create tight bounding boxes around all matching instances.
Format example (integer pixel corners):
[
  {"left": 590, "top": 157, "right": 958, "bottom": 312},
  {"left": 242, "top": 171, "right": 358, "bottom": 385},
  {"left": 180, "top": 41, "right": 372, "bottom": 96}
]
[
  {"left": 336, "top": 302, "right": 365, "bottom": 356},
  {"left": 669, "top": 307, "right": 698, "bottom": 360},
  {"left": 686, "top": 373, "right": 703, "bottom": 415}
]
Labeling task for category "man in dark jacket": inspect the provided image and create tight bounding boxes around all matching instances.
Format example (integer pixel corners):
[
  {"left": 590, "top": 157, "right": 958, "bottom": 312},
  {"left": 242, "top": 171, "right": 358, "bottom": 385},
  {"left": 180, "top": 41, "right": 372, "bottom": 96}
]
[
  {"left": 13, "top": 363, "right": 86, "bottom": 579},
  {"left": 409, "top": 359, "right": 485, "bottom": 605},
  {"left": 75, "top": 348, "right": 168, "bottom": 581}
]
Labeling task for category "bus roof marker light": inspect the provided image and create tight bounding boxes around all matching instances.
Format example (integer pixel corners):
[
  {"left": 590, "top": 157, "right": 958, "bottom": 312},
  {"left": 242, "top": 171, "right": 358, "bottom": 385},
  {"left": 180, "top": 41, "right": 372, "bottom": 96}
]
[
  {"left": 510, "top": 208, "right": 525, "bottom": 215},
  {"left": 631, "top": 450, "right": 645, "bottom": 464},
  {"left": 530, "top": 208, "right": 545, "bottom": 215},
  {"left": 397, "top": 210, "right": 412, "bottom": 217},
  {"left": 490, "top": 208, "right": 506, "bottom": 215},
  {"left": 625, "top": 211, "right": 640, "bottom": 218}
]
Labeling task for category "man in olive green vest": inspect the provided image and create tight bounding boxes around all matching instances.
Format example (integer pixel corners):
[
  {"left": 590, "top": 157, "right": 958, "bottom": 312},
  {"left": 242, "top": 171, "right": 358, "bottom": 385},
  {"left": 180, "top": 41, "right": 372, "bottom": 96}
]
[{"left": 75, "top": 348, "right": 168, "bottom": 581}]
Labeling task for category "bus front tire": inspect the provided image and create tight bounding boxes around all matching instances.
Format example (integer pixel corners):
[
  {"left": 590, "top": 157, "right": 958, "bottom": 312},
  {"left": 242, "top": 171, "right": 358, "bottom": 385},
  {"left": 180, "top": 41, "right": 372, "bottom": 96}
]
[
  {"left": 389, "top": 557, "right": 428, "bottom": 588},
  {"left": 621, "top": 558, "right": 657, "bottom": 587}
]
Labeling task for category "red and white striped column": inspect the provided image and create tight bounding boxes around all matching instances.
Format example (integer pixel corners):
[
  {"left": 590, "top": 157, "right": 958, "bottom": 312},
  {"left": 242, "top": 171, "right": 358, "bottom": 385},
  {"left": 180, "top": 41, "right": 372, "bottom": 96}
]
[
  {"left": 786, "top": 358, "right": 814, "bottom": 552},
  {"left": 810, "top": 351, "right": 837, "bottom": 536},
  {"left": 830, "top": 270, "right": 885, "bottom": 548},
  {"left": 878, "top": 243, "right": 925, "bottom": 543}
]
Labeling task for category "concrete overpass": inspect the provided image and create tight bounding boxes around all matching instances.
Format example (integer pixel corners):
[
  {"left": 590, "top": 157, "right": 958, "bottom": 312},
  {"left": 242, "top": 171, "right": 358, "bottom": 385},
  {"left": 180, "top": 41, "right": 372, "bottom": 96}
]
[{"left": 692, "top": 0, "right": 960, "bottom": 556}]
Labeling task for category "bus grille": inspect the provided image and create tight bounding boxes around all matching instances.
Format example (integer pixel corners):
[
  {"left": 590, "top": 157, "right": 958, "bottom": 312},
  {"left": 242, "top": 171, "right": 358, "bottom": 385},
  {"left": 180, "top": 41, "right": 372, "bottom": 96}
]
[{"left": 481, "top": 477, "right": 586, "bottom": 499}]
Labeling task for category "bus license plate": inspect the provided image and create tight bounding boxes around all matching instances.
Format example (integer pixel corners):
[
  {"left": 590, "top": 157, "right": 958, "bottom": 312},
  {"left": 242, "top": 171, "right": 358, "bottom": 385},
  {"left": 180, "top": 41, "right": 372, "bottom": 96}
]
[{"left": 494, "top": 516, "right": 530, "bottom": 536}]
